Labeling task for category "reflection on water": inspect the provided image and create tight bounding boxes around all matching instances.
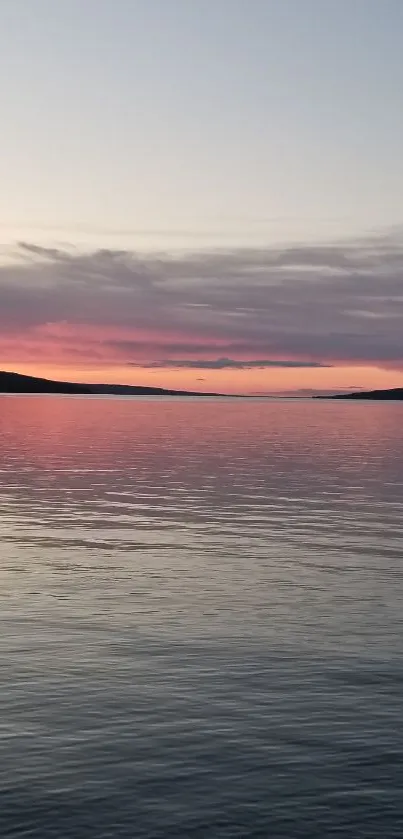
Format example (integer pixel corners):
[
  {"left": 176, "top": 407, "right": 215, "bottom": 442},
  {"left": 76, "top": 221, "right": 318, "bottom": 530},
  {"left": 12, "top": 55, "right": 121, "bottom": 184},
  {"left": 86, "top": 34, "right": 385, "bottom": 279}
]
[{"left": 1, "top": 396, "right": 403, "bottom": 838}]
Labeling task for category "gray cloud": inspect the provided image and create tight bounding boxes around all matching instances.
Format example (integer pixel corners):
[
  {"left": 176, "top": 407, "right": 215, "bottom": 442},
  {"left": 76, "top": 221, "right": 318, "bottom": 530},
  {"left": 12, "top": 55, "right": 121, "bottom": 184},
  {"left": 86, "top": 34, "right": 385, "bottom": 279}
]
[
  {"left": 129, "top": 358, "right": 330, "bottom": 370},
  {"left": 18, "top": 242, "right": 66, "bottom": 261},
  {"left": 1, "top": 232, "right": 403, "bottom": 368}
]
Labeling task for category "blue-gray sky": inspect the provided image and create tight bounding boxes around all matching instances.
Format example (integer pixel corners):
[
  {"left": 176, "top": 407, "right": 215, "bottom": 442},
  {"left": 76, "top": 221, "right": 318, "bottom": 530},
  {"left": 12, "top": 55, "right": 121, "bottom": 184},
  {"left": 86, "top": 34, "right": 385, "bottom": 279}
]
[
  {"left": 1, "top": 0, "right": 402, "bottom": 248},
  {"left": 0, "top": 0, "right": 402, "bottom": 392}
]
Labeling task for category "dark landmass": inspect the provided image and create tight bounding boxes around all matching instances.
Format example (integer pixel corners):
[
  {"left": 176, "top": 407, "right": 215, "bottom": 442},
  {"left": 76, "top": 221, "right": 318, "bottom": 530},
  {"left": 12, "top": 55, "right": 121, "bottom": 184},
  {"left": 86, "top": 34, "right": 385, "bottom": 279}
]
[
  {"left": 0, "top": 370, "right": 220, "bottom": 397},
  {"left": 5, "top": 369, "right": 401, "bottom": 401},
  {"left": 315, "top": 387, "right": 403, "bottom": 401},
  {"left": 0, "top": 370, "right": 90, "bottom": 394}
]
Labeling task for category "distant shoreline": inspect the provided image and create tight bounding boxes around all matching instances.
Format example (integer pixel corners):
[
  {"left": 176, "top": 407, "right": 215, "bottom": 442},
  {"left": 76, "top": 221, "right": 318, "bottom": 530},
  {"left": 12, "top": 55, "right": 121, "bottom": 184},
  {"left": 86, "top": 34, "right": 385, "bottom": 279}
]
[
  {"left": 1, "top": 370, "right": 403, "bottom": 400},
  {"left": 0, "top": 370, "right": 223, "bottom": 398},
  {"left": 315, "top": 387, "right": 403, "bottom": 401}
]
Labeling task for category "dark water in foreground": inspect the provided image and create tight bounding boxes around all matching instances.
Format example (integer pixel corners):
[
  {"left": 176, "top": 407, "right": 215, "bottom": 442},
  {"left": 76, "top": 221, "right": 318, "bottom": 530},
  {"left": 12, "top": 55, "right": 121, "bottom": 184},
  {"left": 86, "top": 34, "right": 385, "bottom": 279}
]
[{"left": 1, "top": 396, "right": 403, "bottom": 838}]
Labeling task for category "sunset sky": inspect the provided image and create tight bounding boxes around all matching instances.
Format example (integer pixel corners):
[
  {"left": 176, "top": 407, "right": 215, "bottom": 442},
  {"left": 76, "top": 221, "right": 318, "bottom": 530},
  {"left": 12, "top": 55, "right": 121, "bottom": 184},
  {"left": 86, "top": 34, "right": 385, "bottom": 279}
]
[{"left": 1, "top": 0, "right": 403, "bottom": 394}]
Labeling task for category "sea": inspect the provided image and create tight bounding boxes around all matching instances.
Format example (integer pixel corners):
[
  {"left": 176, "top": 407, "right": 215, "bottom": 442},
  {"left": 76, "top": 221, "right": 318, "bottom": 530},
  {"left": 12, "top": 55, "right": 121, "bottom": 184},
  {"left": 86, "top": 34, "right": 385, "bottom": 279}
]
[{"left": 1, "top": 395, "right": 403, "bottom": 838}]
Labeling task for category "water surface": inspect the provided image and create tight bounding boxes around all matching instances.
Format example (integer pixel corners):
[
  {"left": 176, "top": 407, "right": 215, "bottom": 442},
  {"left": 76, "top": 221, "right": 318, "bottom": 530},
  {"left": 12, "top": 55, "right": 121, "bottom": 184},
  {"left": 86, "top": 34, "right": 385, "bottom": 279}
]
[{"left": 1, "top": 396, "right": 403, "bottom": 837}]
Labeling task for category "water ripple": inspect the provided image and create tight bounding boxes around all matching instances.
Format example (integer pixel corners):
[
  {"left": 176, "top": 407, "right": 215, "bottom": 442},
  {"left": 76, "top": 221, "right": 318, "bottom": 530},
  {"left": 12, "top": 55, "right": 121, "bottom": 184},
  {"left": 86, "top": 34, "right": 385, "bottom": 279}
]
[{"left": 1, "top": 397, "right": 403, "bottom": 837}]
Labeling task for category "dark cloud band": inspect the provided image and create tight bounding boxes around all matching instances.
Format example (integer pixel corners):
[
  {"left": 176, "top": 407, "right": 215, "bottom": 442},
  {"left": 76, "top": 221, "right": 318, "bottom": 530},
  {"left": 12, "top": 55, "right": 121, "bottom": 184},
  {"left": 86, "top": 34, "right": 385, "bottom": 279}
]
[
  {"left": 129, "top": 358, "right": 330, "bottom": 370},
  {"left": 1, "top": 231, "right": 403, "bottom": 369}
]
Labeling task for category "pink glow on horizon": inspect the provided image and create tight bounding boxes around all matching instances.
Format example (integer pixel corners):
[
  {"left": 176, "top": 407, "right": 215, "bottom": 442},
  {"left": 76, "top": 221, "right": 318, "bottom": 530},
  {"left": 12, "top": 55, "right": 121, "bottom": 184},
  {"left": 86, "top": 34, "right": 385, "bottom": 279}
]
[
  {"left": 0, "top": 236, "right": 402, "bottom": 393},
  {"left": 1, "top": 357, "right": 402, "bottom": 396},
  {"left": 0, "top": 315, "right": 402, "bottom": 395}
]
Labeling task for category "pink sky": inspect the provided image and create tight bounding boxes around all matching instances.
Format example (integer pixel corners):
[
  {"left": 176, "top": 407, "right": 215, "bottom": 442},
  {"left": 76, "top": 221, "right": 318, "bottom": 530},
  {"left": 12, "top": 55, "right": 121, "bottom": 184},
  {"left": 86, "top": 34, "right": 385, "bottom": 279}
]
[{"left": 1, "top": 236, "right": 403, "bottom": 394}]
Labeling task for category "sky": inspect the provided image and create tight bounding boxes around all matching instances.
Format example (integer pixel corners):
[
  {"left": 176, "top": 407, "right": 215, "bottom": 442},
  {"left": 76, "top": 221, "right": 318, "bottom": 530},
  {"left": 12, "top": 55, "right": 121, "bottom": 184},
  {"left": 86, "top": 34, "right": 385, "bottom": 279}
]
[{"left": 0, "top": 0, "right": 402, "bottom": 394}]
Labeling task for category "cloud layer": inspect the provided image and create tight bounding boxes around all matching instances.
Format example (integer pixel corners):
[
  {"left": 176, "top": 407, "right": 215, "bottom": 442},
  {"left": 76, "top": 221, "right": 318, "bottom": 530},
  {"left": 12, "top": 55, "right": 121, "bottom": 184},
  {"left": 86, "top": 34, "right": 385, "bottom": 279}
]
[
  {"left": 1, "top": 231, "right": 403, "bottom": 371},
  {"left": 130, "top": 358, "right": 329, "bottom": 370}
]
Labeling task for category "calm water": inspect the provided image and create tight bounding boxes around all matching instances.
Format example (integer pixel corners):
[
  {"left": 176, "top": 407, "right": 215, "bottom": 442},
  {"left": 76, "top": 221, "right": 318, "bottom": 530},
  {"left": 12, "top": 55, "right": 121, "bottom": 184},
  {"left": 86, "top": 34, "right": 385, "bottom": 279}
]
[{"left": 1, "top": 396, "right": 403, "bottom": 838}]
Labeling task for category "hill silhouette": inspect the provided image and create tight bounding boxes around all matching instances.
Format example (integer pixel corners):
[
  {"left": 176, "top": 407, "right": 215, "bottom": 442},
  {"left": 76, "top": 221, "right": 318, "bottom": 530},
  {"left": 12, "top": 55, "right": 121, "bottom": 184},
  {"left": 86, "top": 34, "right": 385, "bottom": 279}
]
[
  {"left": 0, "top": 370, "right": 219, "bottom": 397},
  {"left": 317, "top": 387, "right": 403, "bottom": 401}
]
